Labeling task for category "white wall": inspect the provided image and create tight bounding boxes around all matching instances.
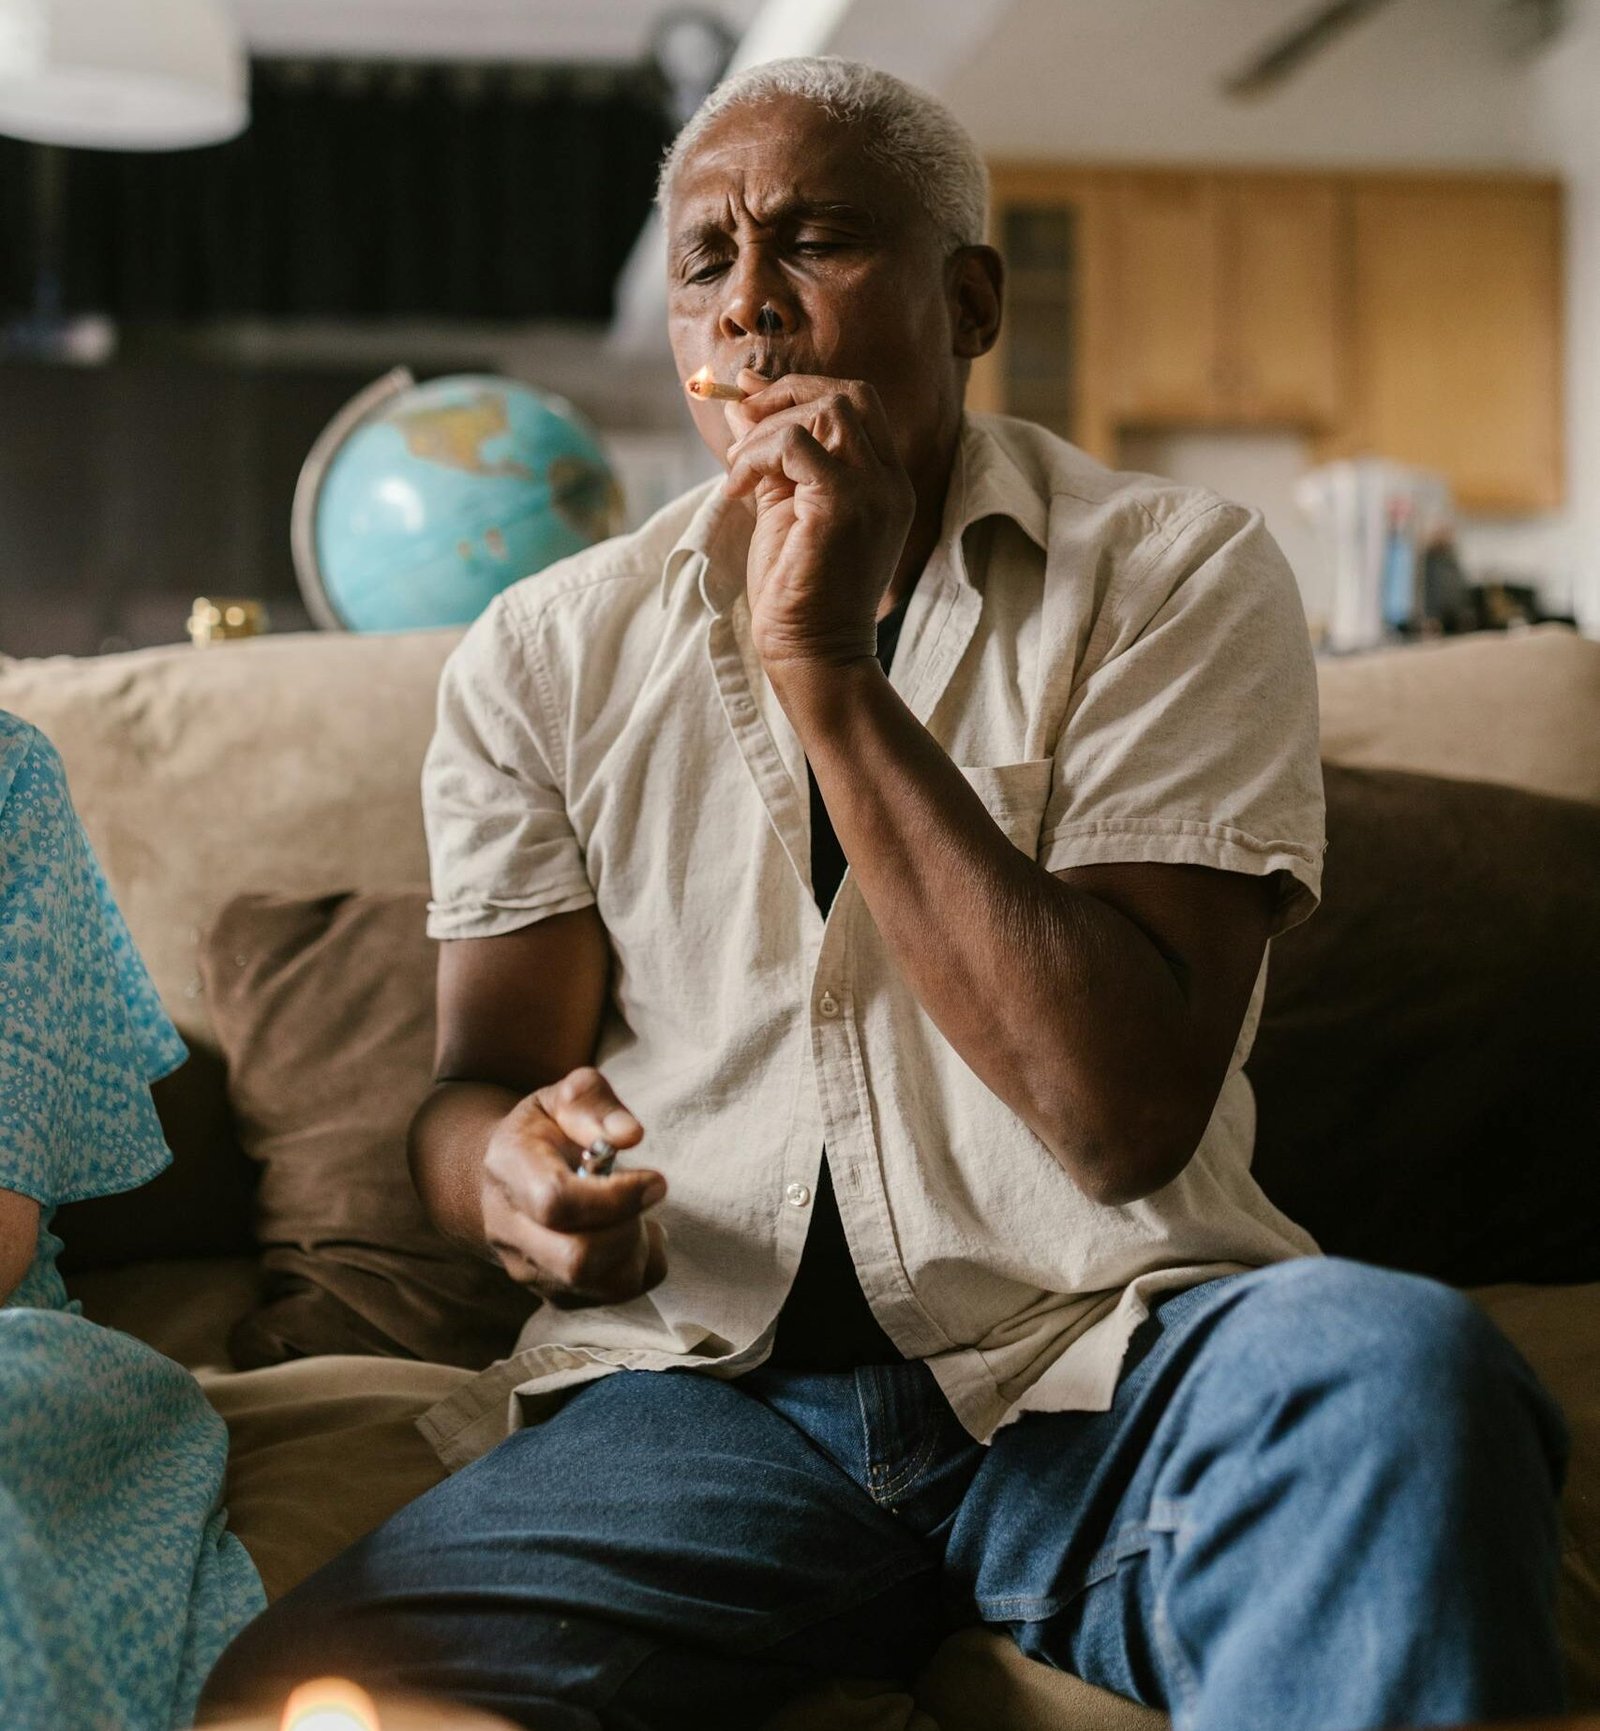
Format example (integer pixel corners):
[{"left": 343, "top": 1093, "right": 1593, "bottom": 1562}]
[
  {"left": 1522, "top": 0, "right": 1600, "bottom": 631},
  {"left": 1117, "top": 429, "right": 1334, "bottom": 630},
  {"left": 943, "top": 0, "right": 1596, "bottom": 627}
]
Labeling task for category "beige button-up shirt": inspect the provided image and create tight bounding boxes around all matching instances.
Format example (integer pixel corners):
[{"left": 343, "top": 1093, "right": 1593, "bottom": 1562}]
[{"left": 417, "top": 413, "right": 1325, "bottom": 1470}]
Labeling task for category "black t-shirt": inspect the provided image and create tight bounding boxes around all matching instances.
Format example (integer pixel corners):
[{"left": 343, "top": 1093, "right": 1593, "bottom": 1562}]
[{"left": 768, "top": 587, "right": 914, "bottom": 1371}]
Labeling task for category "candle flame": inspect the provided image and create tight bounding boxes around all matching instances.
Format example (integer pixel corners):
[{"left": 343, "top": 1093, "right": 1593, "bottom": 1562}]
[{"left": 280, "top": 1677, "right": 381, "bottom": 1731}]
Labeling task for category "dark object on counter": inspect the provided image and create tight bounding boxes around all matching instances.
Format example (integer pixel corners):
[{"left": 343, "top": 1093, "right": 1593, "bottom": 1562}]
[
  {"left": 1457, "top": 579, "right": 1577, "bottom": 635},
  {"left": 1406, "top": 574, "right": 1577, "bottom": 639},
  {"left": 1465, "top": 579, "right": 1546, "bottom": 632},
  {"left": 1420, "top": 535, "right": 1472, "bottom": 633}
]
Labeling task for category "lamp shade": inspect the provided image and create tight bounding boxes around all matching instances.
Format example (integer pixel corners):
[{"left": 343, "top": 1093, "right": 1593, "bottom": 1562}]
[{"left": 0, "top": 0, "right": 247, "bottom": 149}]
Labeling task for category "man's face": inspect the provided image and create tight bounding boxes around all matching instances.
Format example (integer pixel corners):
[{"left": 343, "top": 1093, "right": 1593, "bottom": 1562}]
[{"left": 665, "top": 95, "right": 969, "bottom": 477}]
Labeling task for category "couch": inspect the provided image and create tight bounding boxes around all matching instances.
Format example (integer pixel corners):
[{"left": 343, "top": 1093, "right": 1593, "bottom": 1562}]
[{"left": 1, "top": 621, "right": 1596, "bottom": 1731}]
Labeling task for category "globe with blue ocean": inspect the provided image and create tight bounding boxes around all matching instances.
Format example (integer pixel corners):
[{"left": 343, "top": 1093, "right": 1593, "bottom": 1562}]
[{"left": 295, "top": 371, "right": 622, "bottom": 632}]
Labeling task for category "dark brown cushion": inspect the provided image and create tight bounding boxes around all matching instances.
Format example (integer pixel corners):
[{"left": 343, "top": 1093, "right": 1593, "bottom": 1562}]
[
  {"left": 54, "top": 1045, "right": 259, "bottom": 1272},
  {"left": 1250, "top": 764, "right": 1600, "bottom": 1285},
  {"left": 199, "top": 889, "right": 534, "bottom": 1369}
]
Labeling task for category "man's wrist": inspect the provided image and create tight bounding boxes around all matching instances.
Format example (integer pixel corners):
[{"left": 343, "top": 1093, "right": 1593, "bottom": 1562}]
[{"left": 765, "top": 653, "right": 887, "bottom": 737}]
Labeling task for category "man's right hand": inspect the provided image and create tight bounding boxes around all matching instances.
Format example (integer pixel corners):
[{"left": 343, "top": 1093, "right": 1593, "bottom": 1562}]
[{"left": 481, "top": 1066, "right": 667, "bottom": 1308}]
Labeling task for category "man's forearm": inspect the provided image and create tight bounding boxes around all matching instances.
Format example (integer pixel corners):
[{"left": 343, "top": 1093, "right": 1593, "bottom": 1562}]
[
  {"left": 408, "top": 1078, "right": 524, "bottom": 1253},
  {"left": 773, "top": 658, "right": 1215, "bottom": 1203}
]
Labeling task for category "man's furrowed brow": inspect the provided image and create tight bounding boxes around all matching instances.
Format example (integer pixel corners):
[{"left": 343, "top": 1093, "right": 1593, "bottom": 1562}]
[
  {"left": 669, "top": 219, "right": 728, "bottom": 258},
  {"left": 791, "top": 200, "right": 879, "bottom": 230},
  {"left": 670, "top": 199, "right": 880, "bottom": 253}
]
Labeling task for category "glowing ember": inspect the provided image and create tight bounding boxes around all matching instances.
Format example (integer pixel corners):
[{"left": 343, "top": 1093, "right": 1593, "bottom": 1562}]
[
  {"left": 279, "top": 1677, "right": 381, "bottom": 1731},
  {"left": 685, "top": 366, "right": 745, "bottom": 402}
]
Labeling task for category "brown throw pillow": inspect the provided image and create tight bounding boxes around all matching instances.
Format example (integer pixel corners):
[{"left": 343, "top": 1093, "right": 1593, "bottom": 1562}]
[
  {"left": 1250, "top": 764, "right": 1600, "bottom": 1286},
  {"left": 200, "top": 889, "right": 534, "bottom": 1369}
]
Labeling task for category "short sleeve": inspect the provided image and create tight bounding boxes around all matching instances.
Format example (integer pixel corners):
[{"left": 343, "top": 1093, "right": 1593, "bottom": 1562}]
[
  {"left": 1039, "top": 501, "right": 1326, "bottom": 936},
  {"left": 423, "top": 593, "right": 596, "bottom": 941},
  {"left": 0, "top": 719, "right": 185, "bottom": 1209}
]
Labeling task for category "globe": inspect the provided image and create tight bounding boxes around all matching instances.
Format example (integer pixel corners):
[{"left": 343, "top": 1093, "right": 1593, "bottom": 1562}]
[{"left": 291, "top": 369, "right": 622, "bottom": 632}]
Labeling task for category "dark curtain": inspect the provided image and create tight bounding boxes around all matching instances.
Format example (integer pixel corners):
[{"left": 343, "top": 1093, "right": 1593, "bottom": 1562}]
[{"left": 0, "top": 60, "right": 672, "bottom": 322}]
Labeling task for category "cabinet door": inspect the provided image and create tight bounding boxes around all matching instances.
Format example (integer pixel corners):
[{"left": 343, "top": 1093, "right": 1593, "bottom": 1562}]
[
  {"left": 990, "top": 203, "right": 1079, "bottom": 439},
  {"left": 1108, "top": 173, "right": 1222, "bottom": 423},
  {"left": 976, "top": 169, "right": 1115, "bottom": 461},
  {"left": 1348, "top": 181, "right": 1562, "bottom": 512},
  {"left": 1226, "top": 177, "right": 1344, "bottom": 428}
]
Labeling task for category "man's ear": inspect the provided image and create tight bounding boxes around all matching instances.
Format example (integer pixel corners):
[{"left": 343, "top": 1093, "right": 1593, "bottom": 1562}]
[{"left": 949, "top": 245, "right": 1003, "bottom": 361}]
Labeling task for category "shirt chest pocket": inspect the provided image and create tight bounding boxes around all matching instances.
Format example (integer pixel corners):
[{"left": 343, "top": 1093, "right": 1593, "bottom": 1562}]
[{"left": 957, "top": 759, "right": 1055, "bottom": 857}]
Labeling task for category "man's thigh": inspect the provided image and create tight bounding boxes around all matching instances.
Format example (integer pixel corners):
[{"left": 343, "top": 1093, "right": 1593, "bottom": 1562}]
[
  {"left": 202, "top": 1368, "right": 943, "bottom": 1731},
  {"left": 943, "top": 1273, "right": 1251, "bottom": 1708},
  {"left": 944, "top": 1259, "right": 1567, "bottom": 1723}
]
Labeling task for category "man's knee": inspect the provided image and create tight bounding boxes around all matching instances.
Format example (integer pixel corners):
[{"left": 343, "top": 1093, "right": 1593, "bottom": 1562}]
[{"left": 1227, "top": 1258, "right": 1567, "bottom": 1479}]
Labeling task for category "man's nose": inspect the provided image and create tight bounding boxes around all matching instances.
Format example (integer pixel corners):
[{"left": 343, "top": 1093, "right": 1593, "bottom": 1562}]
[{"left": 718, "top": 256, "right": 797, "bottom": 342}]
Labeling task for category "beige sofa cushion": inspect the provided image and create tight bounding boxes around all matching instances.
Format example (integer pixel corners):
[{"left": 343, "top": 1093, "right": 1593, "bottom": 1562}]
[
  {"left": 0, "top": 629, "right": 462, "bottom": 1056},
  {"left": 1317, "top": 624, "right": 1600, "bottom": 806},
  {"left": 198, "top": 1355, "right": 473, "bottom": 1604},
  {"left": 70, "top": 1261, "right": 467, "bottom": 1603},
  {"left": 3, "top": 623, "right": 1592, "bottom": 1059}
]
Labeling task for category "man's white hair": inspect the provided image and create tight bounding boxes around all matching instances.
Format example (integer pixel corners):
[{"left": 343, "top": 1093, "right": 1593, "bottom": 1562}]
[{"left": 657, "top": 57, "right": 988, "bottom": 251}]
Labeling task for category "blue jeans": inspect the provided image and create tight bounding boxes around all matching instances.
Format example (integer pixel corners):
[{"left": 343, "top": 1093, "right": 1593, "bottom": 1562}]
[{"left": 202, "top": 1259, "right": 1569, "bottom": 1731}]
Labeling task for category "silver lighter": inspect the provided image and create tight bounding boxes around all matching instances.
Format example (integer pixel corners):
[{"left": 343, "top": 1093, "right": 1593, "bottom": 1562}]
[{"left": 578, "top": 1137, "right": 618, "bottom": 1178}]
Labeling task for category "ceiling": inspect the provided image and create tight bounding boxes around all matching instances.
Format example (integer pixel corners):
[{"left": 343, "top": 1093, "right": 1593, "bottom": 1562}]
[
  {"left": 229, "top": 0, "right": 766, "bottom": 62},
  {"left": 226, "top": 0, "right": 1559, "bottom": 172},
  {"left": 944, "top": 0, "right": 1551, "bottom": 167}
]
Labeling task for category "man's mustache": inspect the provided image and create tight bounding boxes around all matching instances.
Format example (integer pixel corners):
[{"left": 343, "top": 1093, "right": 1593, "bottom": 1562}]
[{"left": 739, "top": 349, "right": 800, "bottom": 380}]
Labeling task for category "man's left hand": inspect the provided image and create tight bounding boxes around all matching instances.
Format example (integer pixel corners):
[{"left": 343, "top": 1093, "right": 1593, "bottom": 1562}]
[{"left": 723, "top": 370, "right": 915, "bottom": 676}]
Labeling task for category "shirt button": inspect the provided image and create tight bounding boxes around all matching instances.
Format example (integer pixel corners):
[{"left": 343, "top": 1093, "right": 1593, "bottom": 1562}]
[
  {"left": 818, "top": 990, "right": 840, "bottom": 1017},
  {"left": 785, "top": 1182, "right": 812, "bottom": 1208}
]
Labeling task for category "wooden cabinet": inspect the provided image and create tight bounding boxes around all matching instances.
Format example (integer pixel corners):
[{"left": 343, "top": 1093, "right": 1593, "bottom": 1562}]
[
  {"left": 1227, "top": 176, "right": 1344, "bottom": 427},
  {"left": 1107, "top": 172, "right": 1343, "bottom": 429},
  {"left": 979, "top": 163, "right": 1563, "bottom": 515},
  {"left": 972, "top": 168, "right": 1115, "bottom": 462},
  {"left": 1109, "top": 173, "right": 1223, "bottom": 423},
  {"left": 1343, "top": 179, "right": 1562, "bottom": 513}
]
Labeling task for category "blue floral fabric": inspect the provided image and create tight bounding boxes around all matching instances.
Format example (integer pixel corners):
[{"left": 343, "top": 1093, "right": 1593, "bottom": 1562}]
[{"left": 0, "top": 712, "right": 265, "bottom": 1729}]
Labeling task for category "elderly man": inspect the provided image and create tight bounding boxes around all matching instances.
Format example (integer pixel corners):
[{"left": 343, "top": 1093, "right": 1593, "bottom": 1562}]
[{"left": 205, "top": 58, "right": 1566, "bottom": 1731}]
